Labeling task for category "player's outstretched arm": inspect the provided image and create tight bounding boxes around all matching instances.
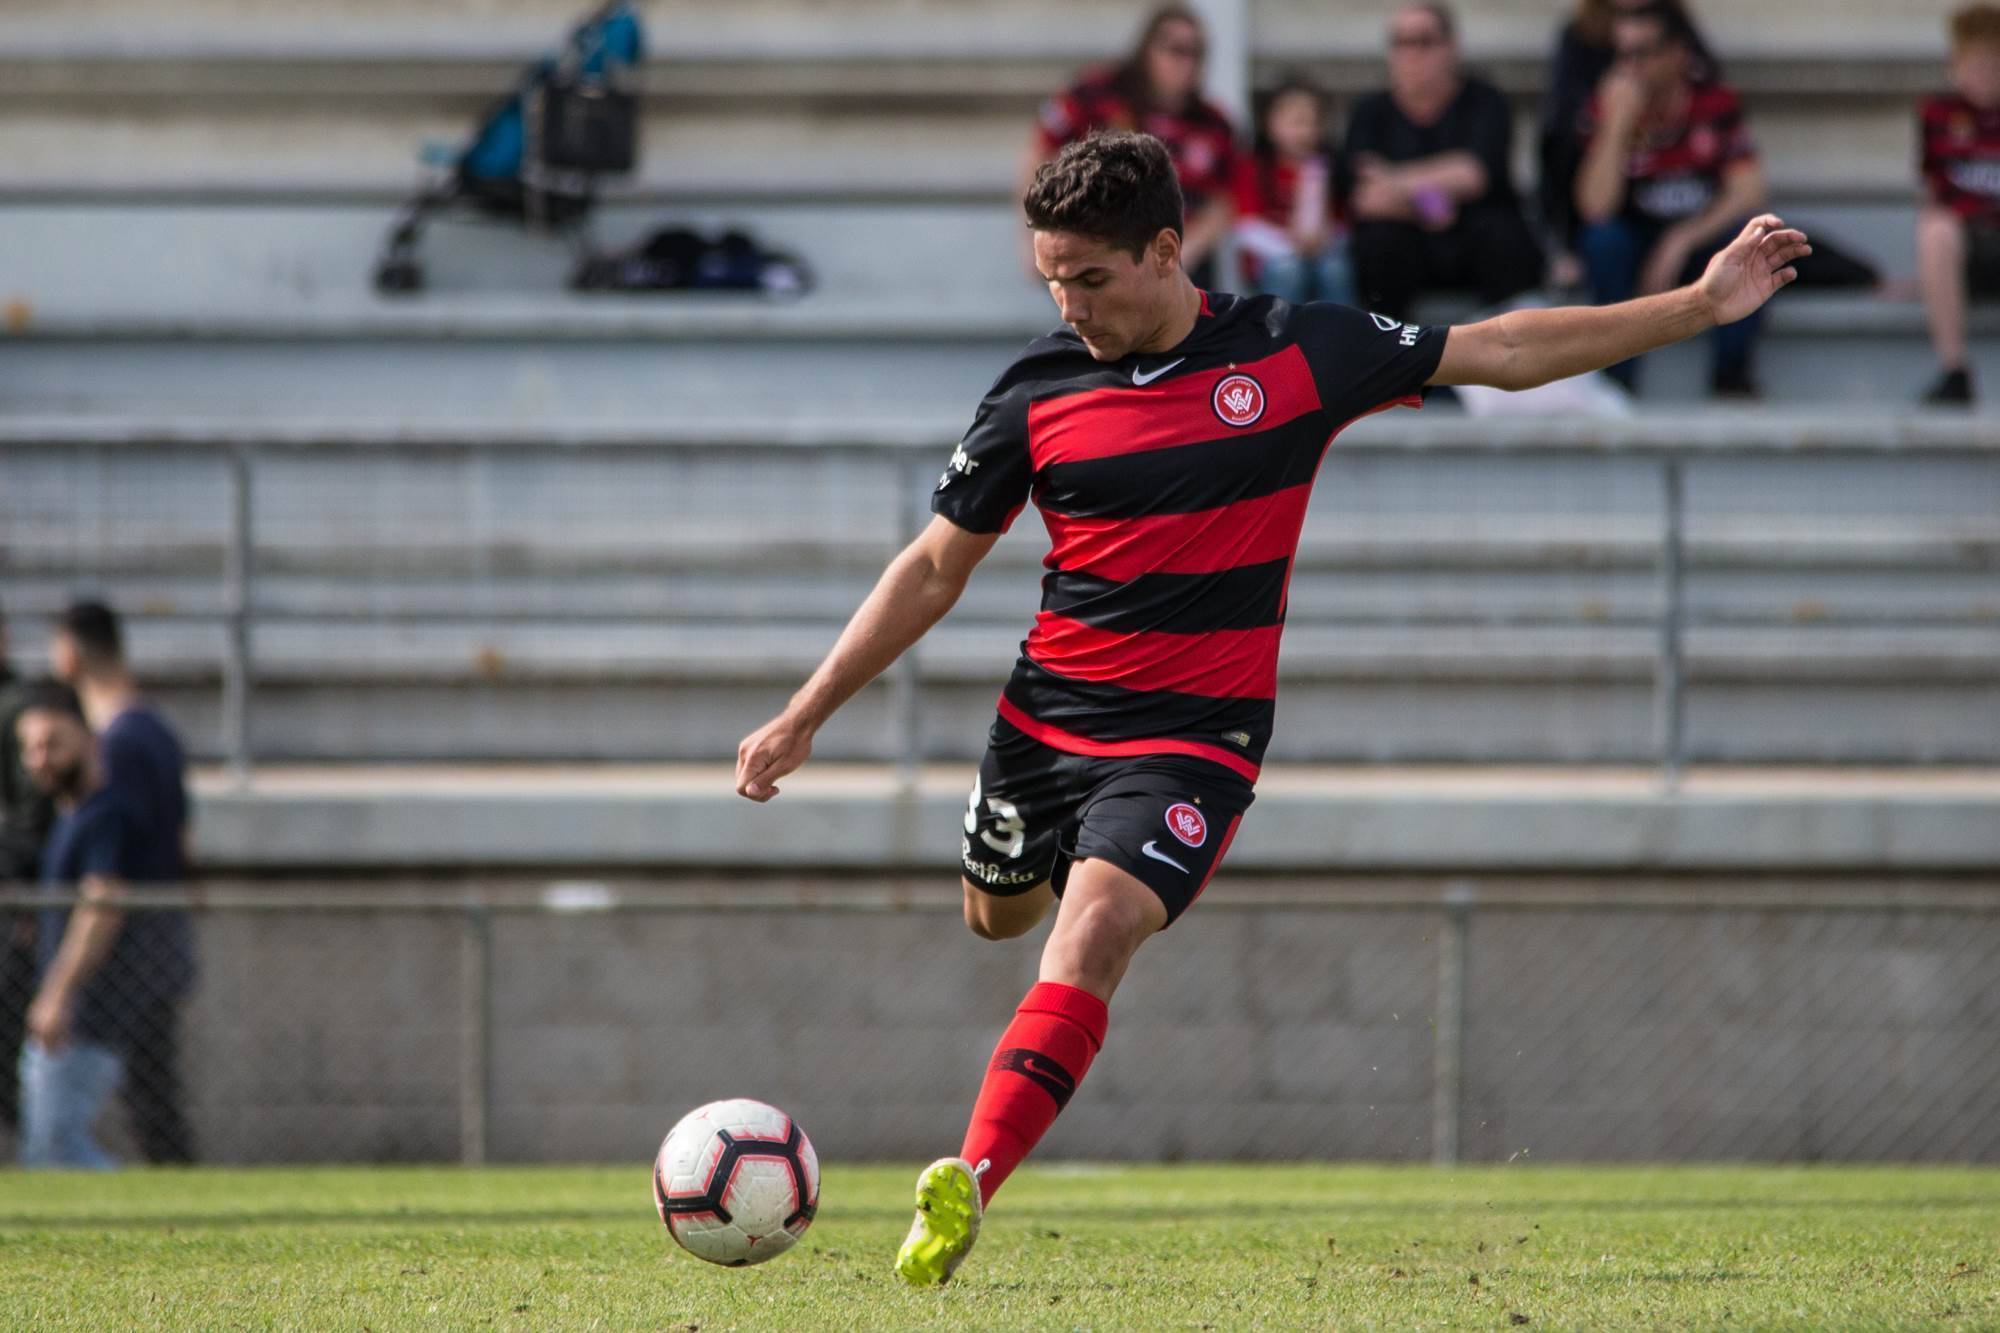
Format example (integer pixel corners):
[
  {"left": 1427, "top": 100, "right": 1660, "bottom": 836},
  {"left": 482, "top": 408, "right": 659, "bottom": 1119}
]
[
  {"left": 1429, "top": 214, "right": 1810, "bottom": 392},
  {"left": 734, "top": 515, "right": 1000, "bottom": 802}
]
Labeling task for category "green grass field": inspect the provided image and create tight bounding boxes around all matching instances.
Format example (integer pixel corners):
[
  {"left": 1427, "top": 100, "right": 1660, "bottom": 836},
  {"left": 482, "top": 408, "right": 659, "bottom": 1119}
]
[{"left": 3, "top": 1164, "right": 1998, "bottom": 1329}]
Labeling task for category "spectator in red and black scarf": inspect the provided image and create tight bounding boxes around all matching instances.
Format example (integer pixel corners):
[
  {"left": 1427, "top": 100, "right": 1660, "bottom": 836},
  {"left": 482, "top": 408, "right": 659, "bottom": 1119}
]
[
  {"left": 1917, "top": 4, "right": 2000, "bottom": 406},
  {"left": 1575, "top": 0, "right": 1767, "bottom": 396},
  {"left": 1232, "top": 78, "right": 1354, "bottom": 306},
  {"left": 1029, "top": 5, "right": 1239, "bottom": 285}
]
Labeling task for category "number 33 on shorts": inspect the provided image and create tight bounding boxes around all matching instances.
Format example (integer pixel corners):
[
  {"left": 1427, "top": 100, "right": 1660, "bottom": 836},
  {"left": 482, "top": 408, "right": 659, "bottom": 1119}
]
[{"left": 965, "top": 775, "right": 1026, "bottom": 859}]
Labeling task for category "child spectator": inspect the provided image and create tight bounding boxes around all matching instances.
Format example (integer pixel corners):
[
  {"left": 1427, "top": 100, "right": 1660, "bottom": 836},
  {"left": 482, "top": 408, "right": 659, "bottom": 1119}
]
[
  {"left": 1343, "top": 2, "right": 1545, "bottom": 322},
  {"left": 1233, "top": 78, "right": 1354, "bottom": 306},
  {"left": 1028, "top": 5, "right": 1239, "bottom": 285},
  {"left": 1574, "top": 0, "right": 1767, "bottom": 396},
  {"left": 1917, "top": 3, "right": 2000, "bottom": 406}
]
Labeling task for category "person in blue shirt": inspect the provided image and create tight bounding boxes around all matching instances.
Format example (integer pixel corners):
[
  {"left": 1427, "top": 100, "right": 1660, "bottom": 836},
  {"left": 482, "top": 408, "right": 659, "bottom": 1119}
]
[
  {"left": 49, "top": 601, "right": 189, "bottom": 882},
  {"left": 43, "top": 601, "right": 199, "bottom": 1166}
]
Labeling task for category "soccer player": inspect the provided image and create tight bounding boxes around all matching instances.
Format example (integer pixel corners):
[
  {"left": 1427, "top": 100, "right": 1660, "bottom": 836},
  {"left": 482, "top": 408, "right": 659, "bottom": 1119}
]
[{"left": 733, "top": 131, "right": 1807, "bottom": 1285}]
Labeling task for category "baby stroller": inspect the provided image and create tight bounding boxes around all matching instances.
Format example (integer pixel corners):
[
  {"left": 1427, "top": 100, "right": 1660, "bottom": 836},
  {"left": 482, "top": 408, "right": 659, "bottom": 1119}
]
[{"left": 373, "top": 1, "right": 645, "bottom": 295}]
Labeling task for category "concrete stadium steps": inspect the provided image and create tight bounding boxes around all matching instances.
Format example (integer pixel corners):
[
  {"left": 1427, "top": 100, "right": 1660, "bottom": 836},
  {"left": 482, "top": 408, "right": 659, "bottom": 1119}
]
[
  {"left": 4, "top": 196, "right": 1996, "bottom": 415},
  {"left": 0, "top": 87, "right": 1937, "bottom": 206},
  {"left": 184, "top": 763, "right": 2000, "bottom": 872},
  {"left": 6, "top": 418, "right": 1997, "bottom": 764},
  {"left": 0, "top": 0, "right": 1963, "bottom": 201}
]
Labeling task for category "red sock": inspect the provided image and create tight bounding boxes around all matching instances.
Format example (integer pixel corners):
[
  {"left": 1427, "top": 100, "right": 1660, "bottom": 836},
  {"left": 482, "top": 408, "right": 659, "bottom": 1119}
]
[{"left": 959, "top": 980, "right": 1109, "bottom": 1206}]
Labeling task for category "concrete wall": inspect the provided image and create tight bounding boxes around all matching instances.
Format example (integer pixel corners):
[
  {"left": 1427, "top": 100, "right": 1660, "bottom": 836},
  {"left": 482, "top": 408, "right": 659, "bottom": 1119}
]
[{"left": 42, "top": 881, "right": 1997, "bottom": 1166}]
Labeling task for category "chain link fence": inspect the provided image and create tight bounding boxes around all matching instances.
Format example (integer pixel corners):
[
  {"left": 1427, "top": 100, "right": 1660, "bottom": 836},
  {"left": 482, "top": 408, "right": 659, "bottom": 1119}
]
[{"left": 4, "top": 881, "right": 1997, "bottom": 1168}]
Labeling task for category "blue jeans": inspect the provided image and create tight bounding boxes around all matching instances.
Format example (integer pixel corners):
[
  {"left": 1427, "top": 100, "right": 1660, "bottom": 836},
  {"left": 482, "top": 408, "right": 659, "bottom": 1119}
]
[
  {"left": 1579, "top": 216, "right": 1761, "bottom": 390},
  {"left": 1257, "top": 246, "right": 1356, "bottom": 307},
  {"left": 19, "top": 1037, "right": 124, "bottom": 1169}
]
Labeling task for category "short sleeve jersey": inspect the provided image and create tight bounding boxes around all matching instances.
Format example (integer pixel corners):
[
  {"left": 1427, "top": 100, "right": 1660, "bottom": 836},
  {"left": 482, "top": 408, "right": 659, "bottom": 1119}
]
[
  {"left": 1585, "top": 81, "right": 1756, "bottom": 226},
  {"left": 1920, "top": 92, "right": 2000, "bottom": 228},
  {"left": 932, "top": 291, "right": 1445, "bottom": 781},
  {"left": 100, "top": 705, "right": 190, "bottom": 878},
  {"left": 1038, "top": 67, "right": 1240, "bottom": 206},
  {"left": 38, "top": 788, "right": 197, "bottom": 1047}
]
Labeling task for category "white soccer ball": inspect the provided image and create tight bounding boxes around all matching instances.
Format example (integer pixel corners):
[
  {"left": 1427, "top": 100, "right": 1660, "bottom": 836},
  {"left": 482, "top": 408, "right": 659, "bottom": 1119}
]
[{"left": 652, "top": 1098, "right": 821, "bottom": 1266}]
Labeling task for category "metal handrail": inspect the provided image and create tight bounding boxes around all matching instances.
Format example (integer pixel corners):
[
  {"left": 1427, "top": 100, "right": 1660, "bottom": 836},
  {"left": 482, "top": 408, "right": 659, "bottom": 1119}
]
[{"left": 9, "top": 419, "right": 2000, "bottom": 790}]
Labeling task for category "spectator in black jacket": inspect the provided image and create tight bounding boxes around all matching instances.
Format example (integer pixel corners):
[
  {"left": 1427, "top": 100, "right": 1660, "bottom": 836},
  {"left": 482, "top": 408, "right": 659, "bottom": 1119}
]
[{"left": 1344, "top": 1, "right": 1545, "bottom": 321}]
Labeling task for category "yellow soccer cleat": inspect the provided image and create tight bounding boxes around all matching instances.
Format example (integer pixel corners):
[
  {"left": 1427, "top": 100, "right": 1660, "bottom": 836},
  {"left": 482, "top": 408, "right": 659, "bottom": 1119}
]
[{"left": 894, "top": 1156, "right": 983, "bottom": 1286}]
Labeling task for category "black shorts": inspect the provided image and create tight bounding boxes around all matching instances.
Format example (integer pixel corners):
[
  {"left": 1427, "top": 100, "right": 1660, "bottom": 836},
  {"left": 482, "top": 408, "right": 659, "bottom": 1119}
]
[
  {"left": 960, "top": 718, "right": 1256, "bottom": 927},
  {"left": 1970, "top": 222, "right": 2000, "bottom": 297}
]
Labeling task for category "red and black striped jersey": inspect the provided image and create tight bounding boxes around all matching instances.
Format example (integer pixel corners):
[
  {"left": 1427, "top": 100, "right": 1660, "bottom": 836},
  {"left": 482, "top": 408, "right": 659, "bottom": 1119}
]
[
  {"left": 932, "top": 290, "right": 1446, "bottom": 783},
  {"left": 1584, "top": 81, "right": 1757, "bottom": 226},
  {"left": 1920, "top": 93, "right": 2000, "bottom": 228}
]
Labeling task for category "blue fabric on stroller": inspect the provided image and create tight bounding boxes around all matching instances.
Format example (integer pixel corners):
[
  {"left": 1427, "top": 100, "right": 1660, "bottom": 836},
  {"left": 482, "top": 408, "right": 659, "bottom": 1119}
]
[
  {"left": 373, "top": 1, "right": 645, "bottom": 294},
  {"left": 461, "top": 2, "right": 645, "bottom": 184}
]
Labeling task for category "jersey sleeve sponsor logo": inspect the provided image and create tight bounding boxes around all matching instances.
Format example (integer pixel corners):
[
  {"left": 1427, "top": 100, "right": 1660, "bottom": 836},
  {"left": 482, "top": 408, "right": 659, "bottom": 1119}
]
[
  {"left": 1370, "top": 312, "right": 1422, "bottom": 348},
  {"left": 1165, "top": 802, "right": 1208, "bottom": 847},
  {"left": 1211, "top": 374, "right": 1266, "bottom": 428},
  {"left": 936, "top": 441, "right": 982, "bottom": 491}
]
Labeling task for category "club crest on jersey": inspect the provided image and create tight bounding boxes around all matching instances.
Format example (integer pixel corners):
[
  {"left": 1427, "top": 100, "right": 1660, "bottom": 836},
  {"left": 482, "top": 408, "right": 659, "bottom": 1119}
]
[
  {"left": 1211, "top": 374, "right": 1265, "bottom": 428},
  {"left": 1165, "top": 803, "right": 1208, "bottom": 848}
]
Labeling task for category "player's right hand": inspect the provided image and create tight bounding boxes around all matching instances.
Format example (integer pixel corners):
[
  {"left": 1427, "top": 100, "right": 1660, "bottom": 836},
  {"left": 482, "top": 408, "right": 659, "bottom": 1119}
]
[{"left": 735, "top": 713, "right": 814, "bottom": 802}]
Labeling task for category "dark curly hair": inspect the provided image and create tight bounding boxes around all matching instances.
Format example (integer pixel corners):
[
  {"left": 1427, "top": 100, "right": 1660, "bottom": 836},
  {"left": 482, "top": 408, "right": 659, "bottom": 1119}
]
[{"left": 1023, "top": 131, "right": 1185, "bottom": 261}]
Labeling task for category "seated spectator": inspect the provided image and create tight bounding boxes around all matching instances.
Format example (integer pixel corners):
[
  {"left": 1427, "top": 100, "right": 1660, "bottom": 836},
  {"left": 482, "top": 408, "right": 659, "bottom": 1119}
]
[
  {"left": 1540, "top": 0, "right": 1718, "bottom": 278},
  {"left": 1917, "top": 4, "right": 2000, "bottom": 406},
  {"left": 1574, "top": 1, "right": 1767, "bottom": 396},
  {"left": 15, "top": 683, "right": 195, "bottom": 1169},
  {"left": 1233, "top": 78, "right": 1354, "bottom": 306},
  {"left": 1029, "top": 5, "right": 1239, "bottom": 286},
  {"left": 1343, "top": 2, "right": 1545, "bottom": 323}
]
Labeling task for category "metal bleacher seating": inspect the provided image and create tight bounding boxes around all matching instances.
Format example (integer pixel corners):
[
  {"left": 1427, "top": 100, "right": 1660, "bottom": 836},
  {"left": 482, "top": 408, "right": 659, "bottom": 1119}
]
[{"left": 3, "top": 0, "right": 1997, "bottom": 775}]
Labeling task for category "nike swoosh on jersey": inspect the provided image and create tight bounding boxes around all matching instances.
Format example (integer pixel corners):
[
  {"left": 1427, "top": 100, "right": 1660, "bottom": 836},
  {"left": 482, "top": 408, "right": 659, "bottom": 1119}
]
[
  {"left": 1140, "top": 840, "right": 1191, "bottom": 873},
  {"left": 1131, "top": 358, "right": 1186, "bottom": 386}
]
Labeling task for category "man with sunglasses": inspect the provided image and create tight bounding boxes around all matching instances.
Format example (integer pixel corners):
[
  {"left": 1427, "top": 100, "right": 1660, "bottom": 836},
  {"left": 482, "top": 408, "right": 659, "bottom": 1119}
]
[
  {"left": 1343, "top": 1, "right": 1546, "bottom": 324},
  {"left": 1575, "top": 0, "right": 1767, "bottom": 396}
]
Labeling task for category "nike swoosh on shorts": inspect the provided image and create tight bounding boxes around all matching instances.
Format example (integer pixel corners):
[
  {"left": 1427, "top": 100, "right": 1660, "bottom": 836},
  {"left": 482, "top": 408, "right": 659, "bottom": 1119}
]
[{"left": 1140, "top": 840, "right": 1190, "bottom": 873}]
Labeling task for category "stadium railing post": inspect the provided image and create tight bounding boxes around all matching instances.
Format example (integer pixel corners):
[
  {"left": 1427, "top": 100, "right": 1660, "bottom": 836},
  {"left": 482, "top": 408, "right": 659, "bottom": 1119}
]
[
  {"left": 459, "top": 899, "right": 494, "bottom": 1165},
  {"left": 1654, "top": 457, "right": 1687, "bottom": 791},
  {"left": 222, "top": 441, "right": 256, "bottom": 788},
  {"left": 1431, "top": 882, "right": 1473, "bottom": 1167}
]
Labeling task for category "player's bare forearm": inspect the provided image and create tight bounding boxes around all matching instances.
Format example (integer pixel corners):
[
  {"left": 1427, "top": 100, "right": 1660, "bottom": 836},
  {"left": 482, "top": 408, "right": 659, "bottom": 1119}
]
[
  {"left": 736, "top": 515, "right": 999, "bottom": 800},
  {"left": 1433, "top": 215, "right": 1809, "bottom": 391},
  {"left": 788, "top": 543, "right": 968, "bottom": 732},
  {"left": 1435, "top": 288, "right": 1712, "bottom": 391}
]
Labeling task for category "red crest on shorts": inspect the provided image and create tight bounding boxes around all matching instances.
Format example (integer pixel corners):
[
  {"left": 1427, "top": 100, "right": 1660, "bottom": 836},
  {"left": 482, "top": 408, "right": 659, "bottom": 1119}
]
[
  {"left": 1211, "top": 374, "right": 1266, "bottom": 428},
  {"left": 1165, "top": 803, "right": 1207, "bottom": 848}
]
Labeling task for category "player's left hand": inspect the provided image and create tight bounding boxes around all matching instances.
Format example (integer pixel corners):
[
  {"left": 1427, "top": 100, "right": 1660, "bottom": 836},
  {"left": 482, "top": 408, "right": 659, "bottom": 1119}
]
[{"left": 1696, "top": 214, "right": 1811, "bottom": 326}]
